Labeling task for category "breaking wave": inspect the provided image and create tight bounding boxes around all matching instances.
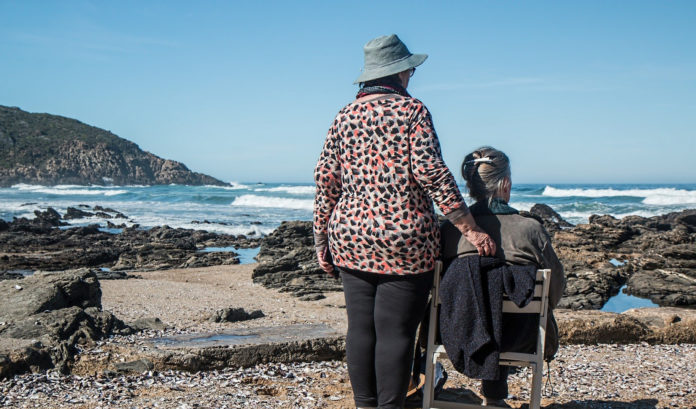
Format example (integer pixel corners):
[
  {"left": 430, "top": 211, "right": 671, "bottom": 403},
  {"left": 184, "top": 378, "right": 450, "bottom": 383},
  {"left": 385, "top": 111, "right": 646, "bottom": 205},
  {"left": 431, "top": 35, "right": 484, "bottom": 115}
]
[
  {"left": 542, "top": 186, "right": 696, "bottom": 205},
  {"left": 11, "top": 184, "right": 128, "bottom": 196},
  {"left": 254, "top": 185, "right": 316, "bottom": 195},
  {"left": 230, "top": 194, "right": 314, "bottom": 210}
]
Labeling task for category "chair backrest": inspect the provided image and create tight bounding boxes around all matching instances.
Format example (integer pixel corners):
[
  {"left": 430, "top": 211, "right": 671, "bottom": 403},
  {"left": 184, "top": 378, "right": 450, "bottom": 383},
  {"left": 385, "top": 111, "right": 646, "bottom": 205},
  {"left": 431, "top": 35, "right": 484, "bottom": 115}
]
[
  {"left": 432, "top": 263, "right": 551, "bottom": 315},
  {"left": 502, "top": 269, "right": 551, "bottom": 315},
  {"left": 498, "top": 268, "right": 551, "bottom": 368}
]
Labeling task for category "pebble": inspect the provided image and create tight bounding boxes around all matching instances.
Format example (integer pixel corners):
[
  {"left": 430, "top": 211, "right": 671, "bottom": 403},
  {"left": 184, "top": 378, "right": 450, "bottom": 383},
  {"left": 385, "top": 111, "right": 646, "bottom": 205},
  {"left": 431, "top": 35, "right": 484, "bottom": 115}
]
[
  {"left": 443, "top": 344, "right": 696, "bottom": 409},
  {"left": 0, "top": 360, "right": 347, "bottom": 409}
]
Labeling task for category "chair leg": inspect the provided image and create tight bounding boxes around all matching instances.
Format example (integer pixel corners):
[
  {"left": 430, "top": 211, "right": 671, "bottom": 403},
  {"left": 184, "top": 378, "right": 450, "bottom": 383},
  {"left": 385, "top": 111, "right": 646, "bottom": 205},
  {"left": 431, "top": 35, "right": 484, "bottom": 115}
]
[
  {"left": 422, "top": 348, "right": 435, "bottom": 409},
  {"left": 529, "top": 362, "right": 542, "bottom": 409},
  {"left": 423, "top": 268, "right": 441, "bottom": 409}
]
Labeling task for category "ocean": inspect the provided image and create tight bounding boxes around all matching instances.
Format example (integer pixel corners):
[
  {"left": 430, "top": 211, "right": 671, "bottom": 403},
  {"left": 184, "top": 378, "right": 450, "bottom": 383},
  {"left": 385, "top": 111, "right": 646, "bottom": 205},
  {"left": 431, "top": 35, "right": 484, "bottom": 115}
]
[{"left": 1, "top": 183, "right": 695, "bottom": 236}]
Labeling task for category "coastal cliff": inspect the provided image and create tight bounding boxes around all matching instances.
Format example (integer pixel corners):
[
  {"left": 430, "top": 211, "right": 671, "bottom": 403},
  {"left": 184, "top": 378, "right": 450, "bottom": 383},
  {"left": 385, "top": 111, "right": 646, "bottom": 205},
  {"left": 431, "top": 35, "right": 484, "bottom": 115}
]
[{"left": 0, "top": 106, "right": 226, "bottom": 186}]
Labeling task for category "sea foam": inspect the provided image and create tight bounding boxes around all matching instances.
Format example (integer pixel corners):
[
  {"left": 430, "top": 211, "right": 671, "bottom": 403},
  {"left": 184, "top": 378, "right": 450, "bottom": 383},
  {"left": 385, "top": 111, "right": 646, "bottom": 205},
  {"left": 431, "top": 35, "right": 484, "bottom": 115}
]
[
  {"left": 206, "top": 182, "right": 251, "bottom": 190},
  {"left": 11, "top": 184, "right": 128, "bottom": 196},
  {"left": 230, "top": 194, "right": 314, "bottom": 210},
  {"left": 253, "top": 186, "right": 316, "bottom": 195},
  {"left": 542, "top": 186, "right": 696, "bottom": 205}
]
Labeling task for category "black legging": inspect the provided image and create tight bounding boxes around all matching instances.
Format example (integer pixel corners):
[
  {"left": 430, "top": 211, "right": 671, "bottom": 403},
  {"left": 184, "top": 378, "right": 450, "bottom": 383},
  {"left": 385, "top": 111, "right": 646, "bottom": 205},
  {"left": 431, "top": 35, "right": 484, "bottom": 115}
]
[{"left": 340, "top": 268, "right": 433, "bottom": 409}]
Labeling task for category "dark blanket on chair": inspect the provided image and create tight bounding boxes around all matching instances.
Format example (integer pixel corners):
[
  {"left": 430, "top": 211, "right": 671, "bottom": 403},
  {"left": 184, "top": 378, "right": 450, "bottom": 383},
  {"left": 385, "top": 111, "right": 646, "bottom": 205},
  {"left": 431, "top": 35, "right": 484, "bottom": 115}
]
[{"left": 439, "top": 255, "right": 536, "bottom": 380}]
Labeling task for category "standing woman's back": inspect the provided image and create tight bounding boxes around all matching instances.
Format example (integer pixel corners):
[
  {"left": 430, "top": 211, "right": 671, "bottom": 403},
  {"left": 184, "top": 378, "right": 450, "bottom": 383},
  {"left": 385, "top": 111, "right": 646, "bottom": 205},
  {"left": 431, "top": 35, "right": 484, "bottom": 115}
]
[{"left": 315, "top": 94, "right": 465, "bottom": 274}]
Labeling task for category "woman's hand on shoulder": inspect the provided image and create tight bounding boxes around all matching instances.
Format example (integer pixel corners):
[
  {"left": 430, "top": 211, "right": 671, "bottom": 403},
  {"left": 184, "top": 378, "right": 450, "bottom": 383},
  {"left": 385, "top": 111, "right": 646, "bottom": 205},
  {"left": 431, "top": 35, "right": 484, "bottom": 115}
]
[
  {"left": 452, "top": 212, "right": 497, "bottom": 256},
  {"left": 463, "top": 227, "right": 497, "bottom": 256}
]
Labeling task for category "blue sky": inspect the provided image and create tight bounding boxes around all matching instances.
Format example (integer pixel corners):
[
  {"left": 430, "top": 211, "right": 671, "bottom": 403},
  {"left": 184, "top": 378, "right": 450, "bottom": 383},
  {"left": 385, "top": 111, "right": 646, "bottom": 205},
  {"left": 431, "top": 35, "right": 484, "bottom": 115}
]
[{"left": 1, "top": 1, "right": 694, "bottom": 184}]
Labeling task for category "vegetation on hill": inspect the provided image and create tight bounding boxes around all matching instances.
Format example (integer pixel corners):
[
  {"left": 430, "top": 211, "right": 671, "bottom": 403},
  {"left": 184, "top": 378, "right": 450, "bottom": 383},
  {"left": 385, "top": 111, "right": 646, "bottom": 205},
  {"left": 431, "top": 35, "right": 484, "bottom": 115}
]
[{"left": 0, "top": 106, "right": 225, "bottom": 186}]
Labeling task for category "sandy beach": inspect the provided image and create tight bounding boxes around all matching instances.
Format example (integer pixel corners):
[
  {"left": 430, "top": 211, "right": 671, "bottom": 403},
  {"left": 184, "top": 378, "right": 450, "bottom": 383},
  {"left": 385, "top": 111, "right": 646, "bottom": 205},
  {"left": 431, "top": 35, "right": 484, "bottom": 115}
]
[
  {"left": 2, "top": 263, "right": 695, "bottom": 409},
  {"left": 99, "top": 264, "right": 348, "bottom": 334}
]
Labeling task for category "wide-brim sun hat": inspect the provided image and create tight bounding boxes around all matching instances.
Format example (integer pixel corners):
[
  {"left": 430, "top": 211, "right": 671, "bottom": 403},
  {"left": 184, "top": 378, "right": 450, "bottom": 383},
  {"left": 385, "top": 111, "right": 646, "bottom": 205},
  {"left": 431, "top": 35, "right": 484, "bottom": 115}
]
[{"left": 354, "top": 34, "right": 428, "bottom": 84}]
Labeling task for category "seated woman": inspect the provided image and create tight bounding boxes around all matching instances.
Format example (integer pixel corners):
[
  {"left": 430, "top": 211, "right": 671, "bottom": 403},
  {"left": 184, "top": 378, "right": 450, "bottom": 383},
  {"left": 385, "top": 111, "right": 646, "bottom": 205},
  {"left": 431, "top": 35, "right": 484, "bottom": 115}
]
[{"left": 440, "top": 146, "right": 565, "bottom": 407}]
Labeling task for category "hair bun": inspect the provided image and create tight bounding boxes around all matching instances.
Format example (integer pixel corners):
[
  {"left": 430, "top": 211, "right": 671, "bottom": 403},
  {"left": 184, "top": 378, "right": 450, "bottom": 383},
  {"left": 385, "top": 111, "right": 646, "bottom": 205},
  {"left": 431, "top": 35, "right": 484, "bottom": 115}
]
[{"left": 460, "top": 146, "right": 511, "bottom": 203}]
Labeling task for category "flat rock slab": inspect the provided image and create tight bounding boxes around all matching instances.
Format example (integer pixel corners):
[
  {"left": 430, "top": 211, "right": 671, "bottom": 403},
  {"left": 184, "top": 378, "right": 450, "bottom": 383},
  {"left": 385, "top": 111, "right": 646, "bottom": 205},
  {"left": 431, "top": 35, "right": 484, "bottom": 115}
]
[
  {"left": 117, "top": 324, "right": 346, "bottom": 373},
  {"left": 151, "top": 323, "right": 339, "bottom": 349},
  {"left": 556, "top": 307, "right": 696, "bottom": 344}
]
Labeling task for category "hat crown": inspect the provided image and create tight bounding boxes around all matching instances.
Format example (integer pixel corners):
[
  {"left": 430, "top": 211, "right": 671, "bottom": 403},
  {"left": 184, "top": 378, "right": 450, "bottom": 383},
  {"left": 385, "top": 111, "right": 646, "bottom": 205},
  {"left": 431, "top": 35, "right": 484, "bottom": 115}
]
[
  {"left": 363, "top": 34, "right": 412, "bottom": 69},
  {"left": 354, "top": 34, "right": 427, "bottom": 84}
]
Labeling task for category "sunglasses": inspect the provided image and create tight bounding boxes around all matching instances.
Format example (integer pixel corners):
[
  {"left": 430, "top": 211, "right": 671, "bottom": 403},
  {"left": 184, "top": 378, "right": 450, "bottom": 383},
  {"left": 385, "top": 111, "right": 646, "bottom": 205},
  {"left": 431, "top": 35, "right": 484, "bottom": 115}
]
[{"left": 410, "top": 67, "right": 416, "bottom": 77}]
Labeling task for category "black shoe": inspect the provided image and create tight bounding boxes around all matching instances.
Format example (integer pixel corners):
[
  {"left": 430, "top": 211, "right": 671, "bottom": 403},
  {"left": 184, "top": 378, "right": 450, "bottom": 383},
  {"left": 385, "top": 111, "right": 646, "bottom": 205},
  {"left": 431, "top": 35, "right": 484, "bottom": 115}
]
[{"left": 482, "top": 397, "right": 511, "bottom": 407}]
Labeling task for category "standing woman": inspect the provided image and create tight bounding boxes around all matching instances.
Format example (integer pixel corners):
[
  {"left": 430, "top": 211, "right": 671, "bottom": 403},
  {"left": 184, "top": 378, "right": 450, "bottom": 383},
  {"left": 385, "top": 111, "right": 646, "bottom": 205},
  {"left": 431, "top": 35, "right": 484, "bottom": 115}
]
[{"left": 314, "top": 34, "right": 496, "bottom": 409}]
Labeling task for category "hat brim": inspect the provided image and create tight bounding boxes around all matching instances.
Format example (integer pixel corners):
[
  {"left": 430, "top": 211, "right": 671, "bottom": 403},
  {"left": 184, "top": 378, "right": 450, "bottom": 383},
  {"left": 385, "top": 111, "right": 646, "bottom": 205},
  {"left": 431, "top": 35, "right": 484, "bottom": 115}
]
[{"left": 354, "top": 53, "right": 428, "bottom": 84}]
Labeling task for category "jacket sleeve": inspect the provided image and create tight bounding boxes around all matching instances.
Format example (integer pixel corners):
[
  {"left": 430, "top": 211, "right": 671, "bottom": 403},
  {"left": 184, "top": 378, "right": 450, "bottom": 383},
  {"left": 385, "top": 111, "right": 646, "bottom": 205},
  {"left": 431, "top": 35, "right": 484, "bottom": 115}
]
[
  {"left": 539, "top": 233, "right": 565, "bottom": 309},
  {"left": 409, "top": 103, "right": 468, "bottom": 219},
  {"left": 313, "top": 121, "right": 341, "bottom": 248}
]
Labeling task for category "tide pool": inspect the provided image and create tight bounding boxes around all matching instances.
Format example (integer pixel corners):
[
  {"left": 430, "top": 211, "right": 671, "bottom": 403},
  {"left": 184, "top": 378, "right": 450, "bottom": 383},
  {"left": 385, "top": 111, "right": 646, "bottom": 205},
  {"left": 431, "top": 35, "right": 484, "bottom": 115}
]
[{"left": 601, "top": 285, "right": 659, "bottom": 313}]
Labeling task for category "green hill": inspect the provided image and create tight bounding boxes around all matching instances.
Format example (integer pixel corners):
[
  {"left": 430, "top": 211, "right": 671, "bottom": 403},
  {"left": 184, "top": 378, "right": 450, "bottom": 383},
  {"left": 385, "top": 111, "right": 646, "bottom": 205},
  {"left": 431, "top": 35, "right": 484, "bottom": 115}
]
[{"left": 0, "top": 106, "right": 226, "bottom": 186}]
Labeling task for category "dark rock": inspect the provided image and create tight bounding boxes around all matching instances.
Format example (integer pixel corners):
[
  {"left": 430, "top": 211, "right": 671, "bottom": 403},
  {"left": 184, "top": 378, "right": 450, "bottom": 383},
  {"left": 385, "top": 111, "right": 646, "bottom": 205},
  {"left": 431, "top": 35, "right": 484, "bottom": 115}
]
[
  {"left": 0, "top": 217, "right": 259, "bottom": 272},
  {"left": 63, "top": 207, "right": 94, "bottom": 220},
  {"left": 0, "top": 219, "right": 8, "bottom": 232},
  {"left": 253, "top": 221, "right": 342, "bottom": 300},
  {"left": 114, "top": 358, "right": 154, "bottom": 374},
  {"left": 101, "top": 369, "right": 118, "bottom": 378},
  {"left": 557, "top": 266, "right": 626, "bottom": 310},
  {"left": 129, "top": 317, "right": 167, "bottom": 332},
  {"left": 299, "top": 294, "right": 326, "bottom": 301},
  {"left": 548, "top": 208, "right": 696, "bottom": 309},
  {"left": 626, "top": 268, "right": 696, "bottom": 306},
  {"left": 33, "top": 208, "right": 65, "bottom": 226},
  {"left": 209, "top": 308, "right": 264, "bottom": 323},
  {"left": 526, "top": 203, "right": 573, "bottom": 233},
  {"left": 71, "top": 224, "right": 102, "bottom": 235},
  {"left": 93, "top": 270, "right": 136, "bottom": 280},
  {"left": 0, "top": 269, "right": 130, "bottom": 377},
  {"left": 94, "top": 206, "right": 128, "bottom": 219},
  {"left": 0, "top": 270, "right": 101, "bottom": 316},
  {"left": 180, "top": 252, "right": 240, "bottom": 269},
  {"left": 675, "top": 210, "right": 696, "bottom": 230},
  {"left": 0, "top": 271, "right": 23, "bottom": 281},
  {"left": 106, "top": 221, "right": 127, "bottom": 229}
]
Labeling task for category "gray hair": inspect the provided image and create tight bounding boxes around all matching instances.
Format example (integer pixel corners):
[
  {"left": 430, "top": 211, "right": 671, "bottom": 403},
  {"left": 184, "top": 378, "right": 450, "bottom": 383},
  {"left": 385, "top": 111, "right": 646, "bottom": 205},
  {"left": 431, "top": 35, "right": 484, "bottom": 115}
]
[{"left": 461, "top": 146, "right": 511, "bottom": 203}]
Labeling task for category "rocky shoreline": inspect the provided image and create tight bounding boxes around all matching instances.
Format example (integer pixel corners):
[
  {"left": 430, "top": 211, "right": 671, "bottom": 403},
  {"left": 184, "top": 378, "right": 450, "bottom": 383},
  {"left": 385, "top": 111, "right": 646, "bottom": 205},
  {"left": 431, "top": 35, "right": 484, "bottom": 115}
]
[
  {"left": 0, "top": 206, "right": 260, "bottom": 273},
  {"left": 2, "top": 204, "right": 694, "bottom": 310}
]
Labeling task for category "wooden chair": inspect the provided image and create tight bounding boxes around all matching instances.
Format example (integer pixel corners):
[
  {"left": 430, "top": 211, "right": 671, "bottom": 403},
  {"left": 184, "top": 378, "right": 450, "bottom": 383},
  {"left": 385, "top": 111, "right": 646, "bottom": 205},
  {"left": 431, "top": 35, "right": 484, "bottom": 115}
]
[{"left": 422, "top": 261, "right": 552, "bottom": 409}]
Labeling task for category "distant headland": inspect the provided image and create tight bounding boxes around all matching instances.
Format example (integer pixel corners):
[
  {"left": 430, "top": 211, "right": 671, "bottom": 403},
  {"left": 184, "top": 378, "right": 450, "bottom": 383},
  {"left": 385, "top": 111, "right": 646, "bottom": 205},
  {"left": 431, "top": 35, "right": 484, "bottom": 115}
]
[{"left": 0, "top": 105, "right": 226, "bottom": 187}]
